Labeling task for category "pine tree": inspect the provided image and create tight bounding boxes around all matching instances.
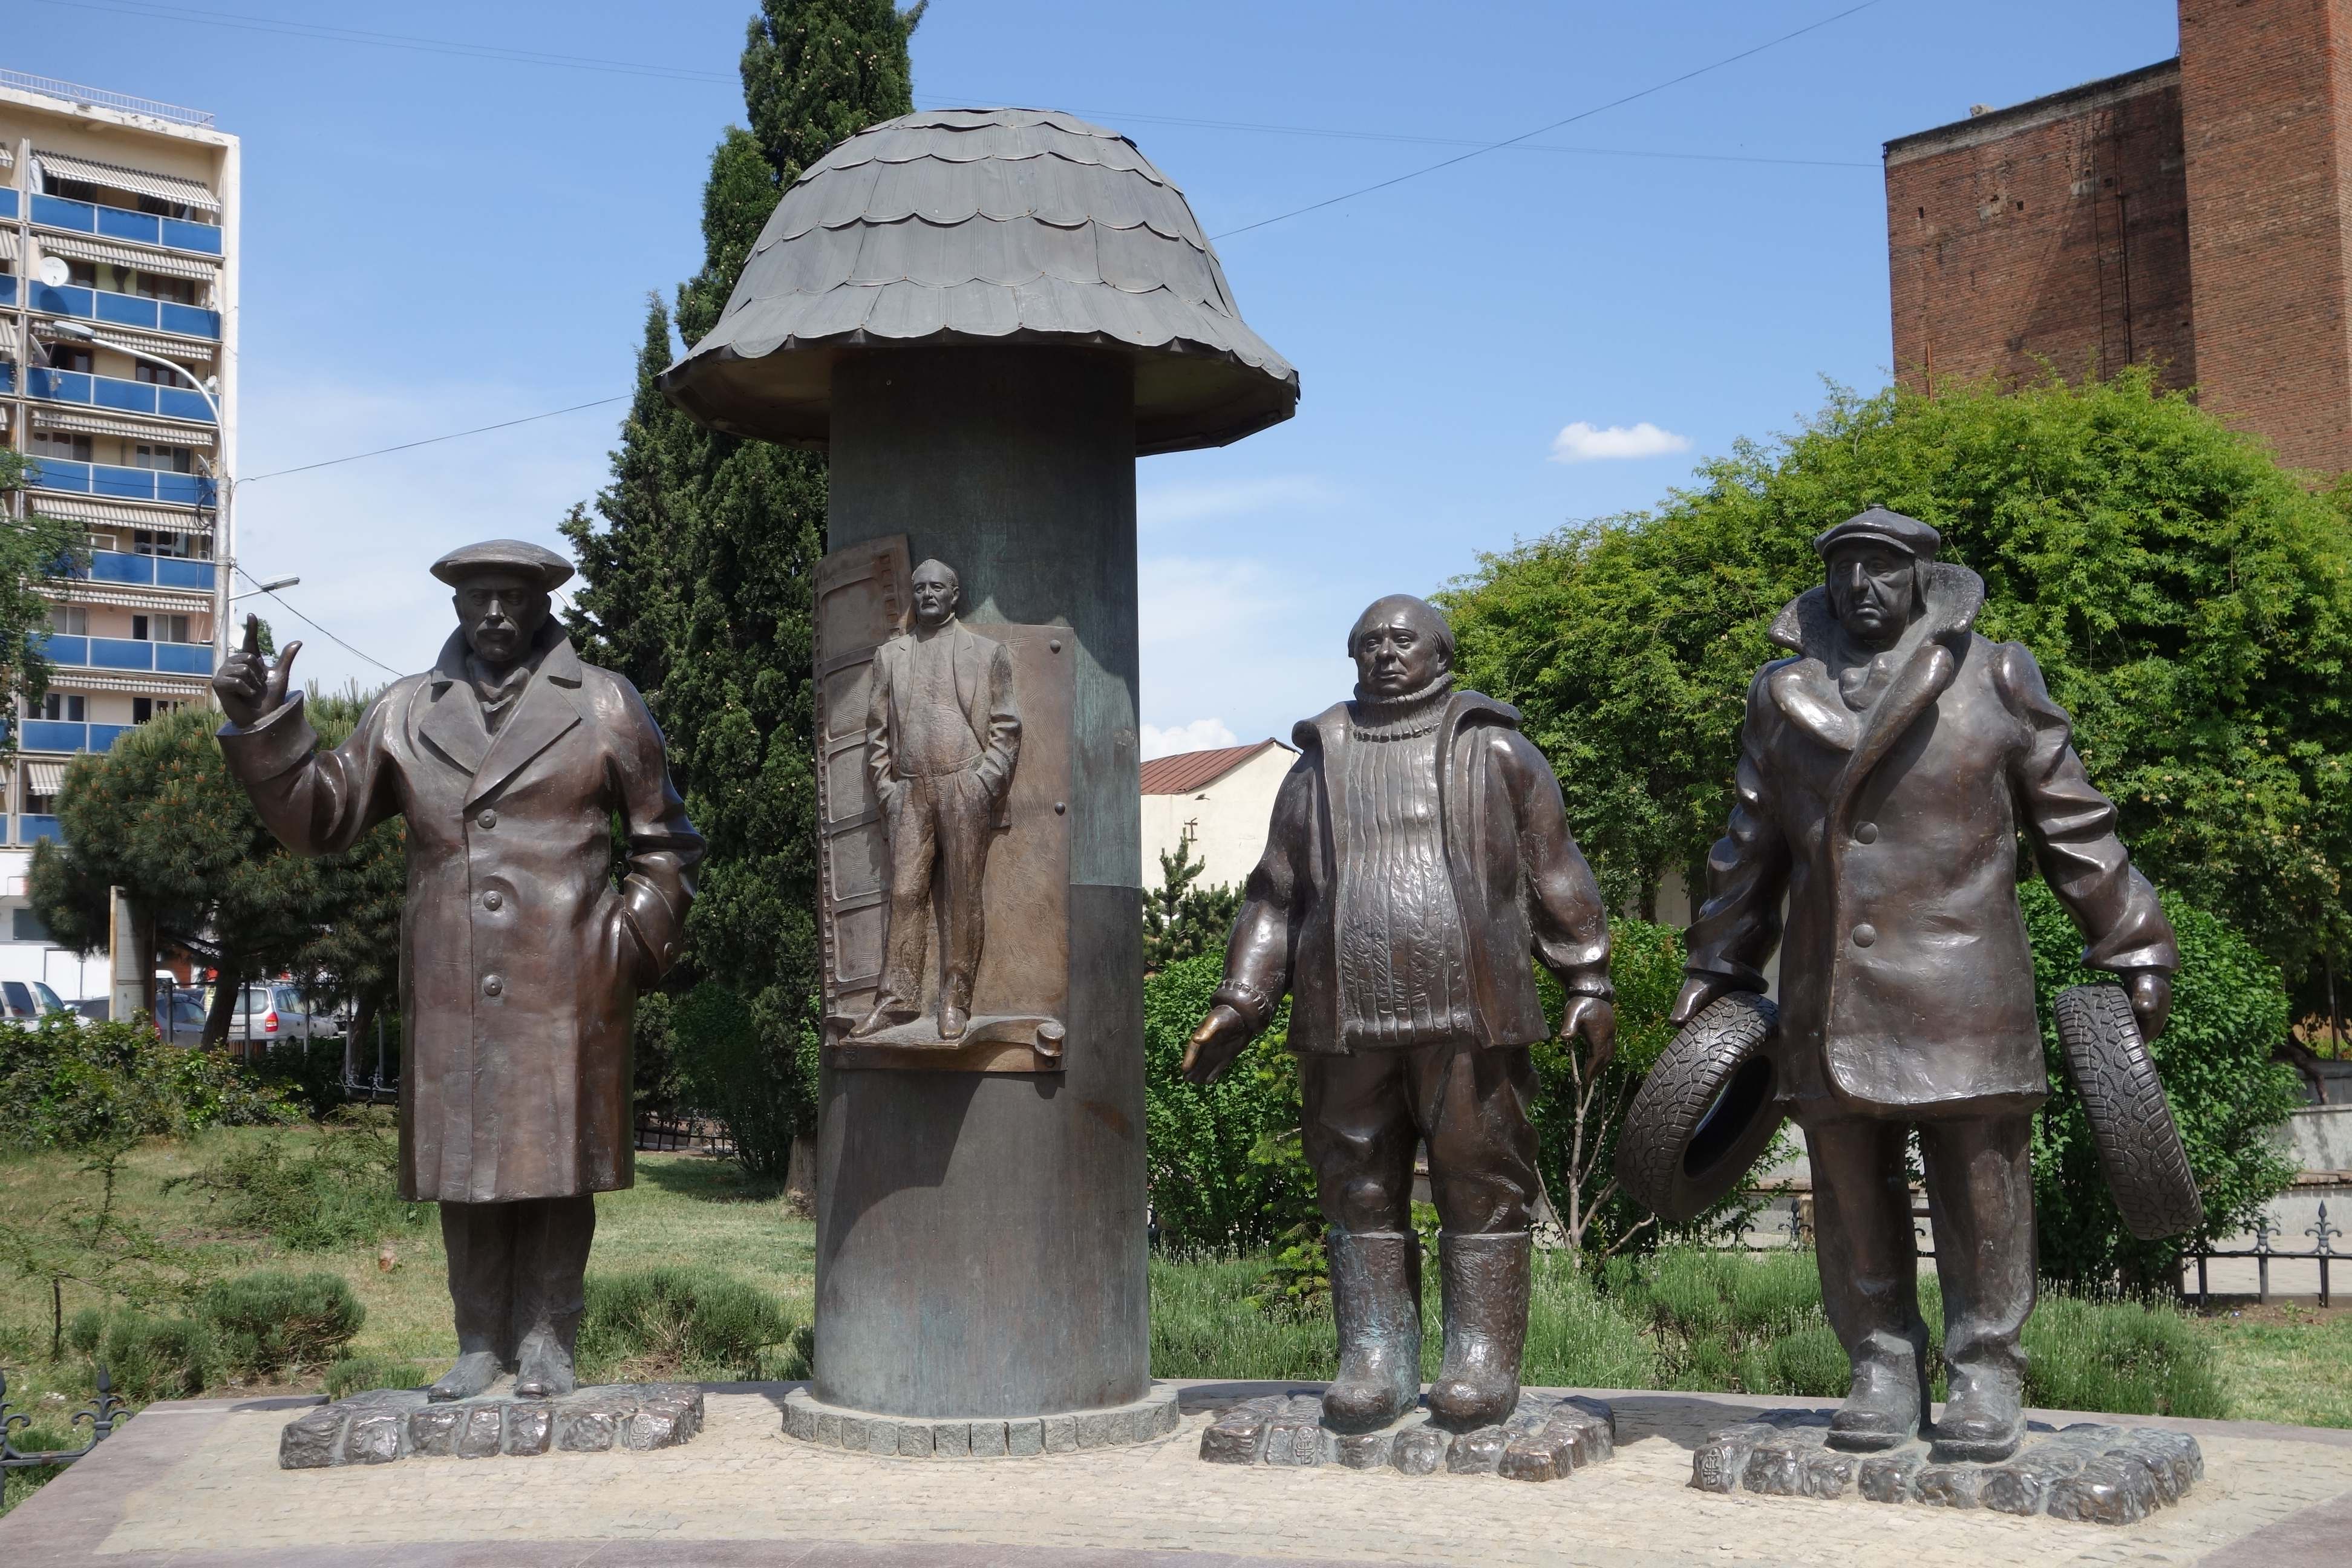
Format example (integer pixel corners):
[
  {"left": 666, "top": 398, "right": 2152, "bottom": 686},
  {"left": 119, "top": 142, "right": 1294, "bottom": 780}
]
[
  {"left": 561, "top": 1, "right": 923, "bottom": 1174},
  {"left": 1142, "top": 838, "right": 1241, "bottom": 975}
]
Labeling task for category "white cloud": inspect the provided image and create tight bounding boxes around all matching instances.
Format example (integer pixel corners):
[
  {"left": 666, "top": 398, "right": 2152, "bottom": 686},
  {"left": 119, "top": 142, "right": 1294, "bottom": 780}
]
[
  {"left": 1138, "top": 475, "right": 1334, "bottom": 531},
  {"left": 1547, "top": 420, "right": 1693, "bottom": 463},
  {"left": 1140, "top": 719, "right": 1240, "bottom": 760}
]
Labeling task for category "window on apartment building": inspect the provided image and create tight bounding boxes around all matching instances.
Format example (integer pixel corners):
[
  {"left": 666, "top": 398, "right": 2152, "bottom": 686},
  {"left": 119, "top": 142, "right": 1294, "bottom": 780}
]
[
  {"left": 132, "top": 530, "right": 202, "bottom": 560},
  {"left": 22, "top": 779, "right": 57, "bottom": 815},
  {"left": 46, "top": 607, "right": 90, "bottom": 636},
  {"left": 32, "top": 431, "right": 93, "bottom": 463},
  {"left": 131, "top": 697, "right": 183, "bottom": 725},
  {"left": 133, "top": 444, "right": 195, "bottom": 474},
  {"left": 64, "top": 260, "right": 99, "bottom": 290},
  {"left": 40, "top": 694, "right": 87, "bottom": 723},
  {"left": 48, "top": 176, "right": 101, "bottom": 203},
  {"left": 131, "top": 615, "right": 192, "bottom": 644},
  {"left": 133, "top": 361, "right": 197, "bottom": 390},
  {"left": 11, "top": 909, "right": 54, "bottom": 944},
  {"left": 133, "top": 193, "right": 198, "bottom": 221},
  {"left": 45, "top": 344, "right": 93, "bottom": 374}
]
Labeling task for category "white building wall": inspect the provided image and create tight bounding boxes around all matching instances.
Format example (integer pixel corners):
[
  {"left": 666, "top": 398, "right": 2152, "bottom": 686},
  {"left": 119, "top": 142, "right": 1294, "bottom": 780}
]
[{"left": 1139, "top": 744, "right": 1296, "bottom": 894}]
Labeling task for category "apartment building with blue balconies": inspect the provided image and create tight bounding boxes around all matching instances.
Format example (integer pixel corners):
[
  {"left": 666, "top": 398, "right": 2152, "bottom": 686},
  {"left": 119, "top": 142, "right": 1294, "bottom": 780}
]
[{"left": 1, "top": 71, "right": 236, "bottom": 993}]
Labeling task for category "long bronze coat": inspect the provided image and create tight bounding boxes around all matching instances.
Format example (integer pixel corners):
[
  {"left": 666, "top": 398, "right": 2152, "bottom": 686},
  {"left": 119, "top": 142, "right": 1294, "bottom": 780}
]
[
  {"left": 1684, "top": 563, "right": 2176, "bottom": 1114},
  {"left": 1214, "top": 690, "right": 1612, "bottom": 1053},
  {"left": 219, "top": 627, "right": 702, "bottom": 1203}
]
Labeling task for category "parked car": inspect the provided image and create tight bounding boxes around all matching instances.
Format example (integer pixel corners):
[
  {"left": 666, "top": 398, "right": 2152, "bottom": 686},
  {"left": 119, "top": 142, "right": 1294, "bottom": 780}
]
[
  {"left": 224, "top": 982, "right": 342, "bottom": 1045},
  {"left": 155, "top": 988, "right": 209, "bottom": 1045},
  {"left": 1, "top": 978, "right": 75, "bottom": 1024}
]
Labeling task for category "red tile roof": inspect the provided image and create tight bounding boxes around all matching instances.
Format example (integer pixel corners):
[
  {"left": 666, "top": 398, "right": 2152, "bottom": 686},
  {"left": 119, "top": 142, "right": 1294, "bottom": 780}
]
[{"left": 1139, "top": 739, "right": 1290, "bottom": 795}]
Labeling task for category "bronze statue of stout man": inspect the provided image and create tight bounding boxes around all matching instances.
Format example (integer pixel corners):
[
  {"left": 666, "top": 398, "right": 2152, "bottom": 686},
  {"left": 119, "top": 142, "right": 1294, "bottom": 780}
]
[
  {"left": 213, "top": 540, "right": 702, "bottom": 1401},
  {"left": 1676, "top": 507, "right": 2178, "bottom": 1462},
  {"left": 1186, "top": 595, "right": 1614, "bottom": 1432}
]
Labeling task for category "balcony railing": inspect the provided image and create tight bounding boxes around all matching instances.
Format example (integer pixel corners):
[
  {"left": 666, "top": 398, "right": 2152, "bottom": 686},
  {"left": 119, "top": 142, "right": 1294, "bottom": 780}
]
[
  {"left": 27, "top": 459, "right": 216, "bottom": 510},
  {"left": 30, "top": 193, "right": 224, "bottom": 258},
  {"left": 16, "top": 815, "right": 64, "bottom": 846},
  {"left": 0, "top": 363, "right": 13, "bottom": 396},
  {"left": 0, "top": 188, "right": 16, "bottom": 220},
  {"left": 34, "top": 633, "right": 215, "bottom": 678},
  {"left": 26, "top": 366, "right": 217, "bottom": 425},
  {"left": 66, "top": 548, "right": 219, "bottom": 591},
  {"left": 18, "top": 278, "right": 220, "bottom": 342},
  {"left": 15, "top": 721, "right": 131, "bottom": 756}
]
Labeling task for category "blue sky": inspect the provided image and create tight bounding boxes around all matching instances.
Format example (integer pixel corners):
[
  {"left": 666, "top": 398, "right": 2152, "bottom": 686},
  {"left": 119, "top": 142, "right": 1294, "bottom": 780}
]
[{"left": 13, "top": 1, "right": 2181, "bottom": 751}]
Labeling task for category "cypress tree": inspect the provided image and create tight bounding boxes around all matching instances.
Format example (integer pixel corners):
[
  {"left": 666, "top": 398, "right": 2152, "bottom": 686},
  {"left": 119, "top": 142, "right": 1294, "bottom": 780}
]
[{"left": 562, "top": 1, "right": 924, "bottom": 1175}]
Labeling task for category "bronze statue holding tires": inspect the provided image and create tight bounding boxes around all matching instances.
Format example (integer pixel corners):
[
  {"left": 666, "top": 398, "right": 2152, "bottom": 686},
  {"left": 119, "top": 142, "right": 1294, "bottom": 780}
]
[
  {"left": 1653, "top": 507, "right": 2183, "bottom": 1465},
  {"left": 1184, "top": 595, "right": 1615, "bottom": 1436}
]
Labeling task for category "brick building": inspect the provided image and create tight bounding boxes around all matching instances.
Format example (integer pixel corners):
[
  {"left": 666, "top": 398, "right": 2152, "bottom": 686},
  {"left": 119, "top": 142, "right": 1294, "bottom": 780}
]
[{"left": 1887, "top": 1, "right": 2352, "bottom": 473}]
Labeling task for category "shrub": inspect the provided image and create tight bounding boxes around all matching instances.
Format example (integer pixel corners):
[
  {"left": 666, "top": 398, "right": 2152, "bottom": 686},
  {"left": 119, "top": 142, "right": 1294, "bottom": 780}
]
[
  {"left": 324, "top": 1353, "right": 422, "bottom": 1399},
  {"left": 2022, "top": 1292, "right": 2226, "bottom": 1419},
  {"left": 0, "top": 1016, "right": 289, "bottom": 1152},
  {"left": 576, "top": 1267, "right": 795, "bottom": 1383},
  {"left": 172, "top": 1117, "right": 428, "bottom": 1252},
  {"left": 245, "top": 1038, "right": 349, "bottom": 1121},
  {"left": 1142, "top": 955, "right": 1318, "bottom": 1255},
  {"left": 2024, "top": 883, "right": 2303, "bottom": 1291},
  {"left": 94, "top": 1312, "right": 214, "bottom": 1402},
  {"left": 201, "top": 1270, "right": 364, "bottom": 1378},
  {"left": 670, "top": 981, "right": 808, "bottom": 1181}
]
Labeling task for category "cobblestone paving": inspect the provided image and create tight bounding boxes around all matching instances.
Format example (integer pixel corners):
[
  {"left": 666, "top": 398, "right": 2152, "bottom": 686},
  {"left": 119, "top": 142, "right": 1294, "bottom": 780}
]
[{"left": 92, "top": 1390, "right": 2352, "bottom": 1567}]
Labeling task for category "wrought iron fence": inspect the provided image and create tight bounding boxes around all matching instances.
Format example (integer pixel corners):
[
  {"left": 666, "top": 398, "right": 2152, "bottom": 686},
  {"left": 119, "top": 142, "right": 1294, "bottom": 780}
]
[
  {"left": 1, "top": 1365, "right": 127, "bottom": 1474},
  {"left": 634, "top": 1111, "right": 734, "bottom": 1154}
]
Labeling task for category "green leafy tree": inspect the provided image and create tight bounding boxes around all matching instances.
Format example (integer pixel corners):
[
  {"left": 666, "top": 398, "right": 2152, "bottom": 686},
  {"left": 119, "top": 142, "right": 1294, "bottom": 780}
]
[
  {"left": 1441, "top": 372, "right": 2352, "bottom": 998},
  {"left": 2024, "top": 883, "right": 2302, "bottom": 1292},
  {"left": 1142, "top": 837, "right": 1241, "bottom": 973},
  {"left": 562, "top": 1, "right": 923, "bottom": 1163}
]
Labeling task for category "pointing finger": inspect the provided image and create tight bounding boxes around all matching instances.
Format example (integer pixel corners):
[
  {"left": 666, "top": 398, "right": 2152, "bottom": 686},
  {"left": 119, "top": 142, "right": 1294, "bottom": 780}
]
[{"left": 241, "top": 613, "right": 261, "bottom": 655}]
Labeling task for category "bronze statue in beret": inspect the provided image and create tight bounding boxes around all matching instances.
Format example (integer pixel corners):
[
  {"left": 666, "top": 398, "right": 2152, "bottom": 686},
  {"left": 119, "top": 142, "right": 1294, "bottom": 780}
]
[
  {"left": 1185, "top": 595, "right": 1615, "bottom": 1434},
  {"left": 214, "top": 538, "right": 703, "bottom": 1400}
]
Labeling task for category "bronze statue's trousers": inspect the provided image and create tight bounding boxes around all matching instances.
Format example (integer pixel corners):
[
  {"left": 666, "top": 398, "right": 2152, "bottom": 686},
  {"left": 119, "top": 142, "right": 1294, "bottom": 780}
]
[
  {"left": 1300, "top": 1040, "right": 1538, "bottom": 1235},
  {"left": 876, "top": 765, "right": 995, "bottom": 1014},
  {"left": 441, "top": 1195, "right": 596, "bottom": 1365},
  {"left": 1805, "top": 1113, "right": 2035, "bottom": 1394}
]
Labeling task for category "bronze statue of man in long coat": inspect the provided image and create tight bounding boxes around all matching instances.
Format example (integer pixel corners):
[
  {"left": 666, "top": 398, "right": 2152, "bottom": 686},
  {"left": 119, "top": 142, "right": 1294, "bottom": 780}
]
[
  {"left": 213, "top": 539, "right": 702, "bottom": 1400},
  {"left": 1675, "top": 507, "right": 2177, "bottom": 1462},
  {"left": 1186, "top": 595, "right": 1614, "bottom": 1435}
]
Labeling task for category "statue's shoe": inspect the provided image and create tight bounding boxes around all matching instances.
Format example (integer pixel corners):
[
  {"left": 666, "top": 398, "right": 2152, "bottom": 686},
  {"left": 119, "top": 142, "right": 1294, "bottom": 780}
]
[
  {"left": 1930, "top": 1370, "right": 2023, "bottom": 1463},
  {"left": 1826, "top": 1356, "right": 1922, "bottom": 1452},
  {"left": 848, "top": 1003, "right": 918, "bottom": 1039},
  {"left": 938, "top": 1006, "right": 970, "bottom": 1041},
  {"left": 425, "top": 1350, "right": 503, "bottom": 1402},
  {"left": 513, "top": 1331, "right": 578, "bottom": 1400}
]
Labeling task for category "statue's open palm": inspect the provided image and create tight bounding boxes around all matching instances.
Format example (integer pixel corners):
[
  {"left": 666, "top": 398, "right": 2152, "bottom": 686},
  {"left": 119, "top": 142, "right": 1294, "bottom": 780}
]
[{"left": 214, "top": 613, "right": 302, "bottom": 728}]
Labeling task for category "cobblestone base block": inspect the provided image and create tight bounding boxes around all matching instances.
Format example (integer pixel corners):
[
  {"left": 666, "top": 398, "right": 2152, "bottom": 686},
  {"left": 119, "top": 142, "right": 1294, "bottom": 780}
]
[
  {"left": 1690, "top": 1408, "right": 2204, "bottom": 1526},
  {"left": 781, "top": 1383, "right": 1181, "bottom": 1458},
  {"left": 279, "top": 1383, "right": 704, "bottom": 1470},
  {"left": 1198, "top": 1391, "right": 1616, "bottom": 1483}
]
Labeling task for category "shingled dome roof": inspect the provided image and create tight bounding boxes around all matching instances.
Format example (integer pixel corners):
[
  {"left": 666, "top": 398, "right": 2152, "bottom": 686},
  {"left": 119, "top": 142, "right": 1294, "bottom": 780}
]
[{"left": 658, "top": 108, "right": 1299, "bottom": 456}]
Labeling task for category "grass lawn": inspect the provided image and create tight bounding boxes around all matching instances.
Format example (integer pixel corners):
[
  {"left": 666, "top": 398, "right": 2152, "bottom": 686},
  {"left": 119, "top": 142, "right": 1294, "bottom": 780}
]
[{"left": 2194, "top": 1302, "right": 2352, "bottom": 1429}]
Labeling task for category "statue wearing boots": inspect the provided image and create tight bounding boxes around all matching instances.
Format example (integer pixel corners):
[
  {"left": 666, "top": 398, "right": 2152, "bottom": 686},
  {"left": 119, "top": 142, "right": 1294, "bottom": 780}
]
[{"left": 1184, "top": 595, "right": 1615, "bottom": 1433}]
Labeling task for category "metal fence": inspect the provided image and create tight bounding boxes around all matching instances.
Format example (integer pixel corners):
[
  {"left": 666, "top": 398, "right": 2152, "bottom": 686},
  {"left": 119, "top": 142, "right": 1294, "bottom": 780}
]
[
  {"left": 634, "top": 1111, "right": 734, "bottom": 1154},
  {"left": 1, "top": 1365, "right": 126, "bottom": 1475},
  {"left": 0, "top": 70, "right": 216, "bottom": 128}
]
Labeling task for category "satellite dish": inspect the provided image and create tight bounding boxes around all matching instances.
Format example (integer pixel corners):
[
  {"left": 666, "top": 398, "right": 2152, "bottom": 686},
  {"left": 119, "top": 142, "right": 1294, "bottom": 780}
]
[{"left": 38, "top": 256, "right": 70, "bottom": 288}]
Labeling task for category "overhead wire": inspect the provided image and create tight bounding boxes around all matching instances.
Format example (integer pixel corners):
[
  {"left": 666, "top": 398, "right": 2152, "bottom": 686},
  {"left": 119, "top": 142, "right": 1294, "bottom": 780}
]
[
  {"left": 234, "top": 566, "right": 402, "bottom": 677},
  {"left": 240, "top": 397, "right": 627, "bottom": 483}
]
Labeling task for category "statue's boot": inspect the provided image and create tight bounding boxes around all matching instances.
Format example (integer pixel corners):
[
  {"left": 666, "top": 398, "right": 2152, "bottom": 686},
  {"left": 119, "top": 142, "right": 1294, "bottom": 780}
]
[
  {"left": 938, "top": 1005, "right": 970, "bottom": 1042},
  {"left": 1320, "top": 1229, "right": 1422, "bottom": 1433},
  {"left": 511, "top": 1195, "right": 595, "bottom": 1400},
  {"left": 848, "top": 1000, "right": 920, "bottom": 1039},
  {"left": 1930, "top": 1365, "right": 2023, "bottom": 1463},
  {"left": 514, "top": 1327, "right": 580, "bottom": 1400},
  {"left": 1827, "top": 1351, "right": 1923, "bottom": 1452},
  {"left": 426, "top": 1348, "right": 503, "bottom": 1402},
  {"left": 1425, "top": 1230, "right": 1530, "bottom": 1431}
]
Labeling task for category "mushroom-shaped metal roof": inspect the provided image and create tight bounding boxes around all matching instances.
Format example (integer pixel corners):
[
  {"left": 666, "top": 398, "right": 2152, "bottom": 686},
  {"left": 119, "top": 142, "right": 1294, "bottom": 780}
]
[{"left": 658, "top": 108, "right": 1299, "bottom": 456}]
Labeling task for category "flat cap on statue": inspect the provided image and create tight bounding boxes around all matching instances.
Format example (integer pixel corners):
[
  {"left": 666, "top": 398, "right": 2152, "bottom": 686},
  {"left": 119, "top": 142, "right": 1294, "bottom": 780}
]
[
  {"left": 1814, "top": 505, "right": 1941, "bottom": 561},
  {"left": 429, "top": 538, "right": 576, "bottom": 590},
  {"left": 657, "top": 108, "right": 1298, "bottom": 456}
]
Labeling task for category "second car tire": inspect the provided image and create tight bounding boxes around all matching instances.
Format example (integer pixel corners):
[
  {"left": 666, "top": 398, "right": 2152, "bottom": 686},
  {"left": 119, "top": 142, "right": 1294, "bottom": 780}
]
[{"left": 1615, "top": 991, "right": 1786, "bottom": 1226}]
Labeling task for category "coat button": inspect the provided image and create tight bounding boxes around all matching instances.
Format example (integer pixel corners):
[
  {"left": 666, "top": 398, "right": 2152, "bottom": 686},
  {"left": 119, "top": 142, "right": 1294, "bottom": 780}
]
[
  {"left": 483, "top": 890, "right": 503, "bottom": 911},
  {"left": 1854, "top": 822, "right": 1878, "bottom": 844},
  {"left": 477, "top": 809, "right": 497, "bottom": 829},
  {"left": 483, "top": 975, "right": 503, "bottom": 998},
  {"left": 1852, "top": 924, "right": 1877, "bottom": 949}
]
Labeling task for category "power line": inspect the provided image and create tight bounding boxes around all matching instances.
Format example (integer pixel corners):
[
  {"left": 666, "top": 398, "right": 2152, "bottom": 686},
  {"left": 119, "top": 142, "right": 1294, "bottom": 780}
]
[
  {"left": 235, "top": 566, "right": 402, "bottom": 677},
  {"left": 241, "top": 397, "right": 626, "bottom": 483},
  {"left": 1207, "top": 0, "right": 1890, "bottom": 241}
]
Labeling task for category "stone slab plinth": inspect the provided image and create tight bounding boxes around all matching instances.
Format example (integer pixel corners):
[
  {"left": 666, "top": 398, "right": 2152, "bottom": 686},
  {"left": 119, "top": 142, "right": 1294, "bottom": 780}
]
[
  {"left": 1691, "top": 1406, "right": 2204, "bottom": 1525},
  {"left": 780, "top": 1382, "right": 1180, "bottom": 1457},
  {"left": 278, "top": 1383, "right": 703, "bottom": 1469},
  {"left": 1199, "top": 1390, "right": 1615, "bottom": 1482}
]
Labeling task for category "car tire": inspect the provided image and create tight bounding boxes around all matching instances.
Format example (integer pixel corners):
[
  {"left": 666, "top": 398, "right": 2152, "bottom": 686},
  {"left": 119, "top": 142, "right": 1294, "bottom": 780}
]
[
  {"left": 1616, "top": 991, "right": 1787, "bottom": 1226},
  {"left": 2051, "top": 983, "right": 2204, "bottom": 1241}
]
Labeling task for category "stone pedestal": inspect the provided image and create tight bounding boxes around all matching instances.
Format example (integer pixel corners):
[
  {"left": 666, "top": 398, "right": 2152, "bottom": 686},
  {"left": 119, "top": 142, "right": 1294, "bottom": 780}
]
[
  {"left": 277, "top": 1383, "right": 702, "bottom": 1469},
  {"left": 1690, "top": 1408, "right": 2205, "bottom": 1524},
  {"left": 1200, "top": 1391, "right": 1616, "bottom": 1483}
]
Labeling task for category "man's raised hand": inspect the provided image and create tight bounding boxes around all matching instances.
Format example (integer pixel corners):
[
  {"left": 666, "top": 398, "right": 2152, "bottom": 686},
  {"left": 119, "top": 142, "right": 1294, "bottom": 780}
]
[{"left": 212, "top": 612, "right": 302, "bottom": 729}]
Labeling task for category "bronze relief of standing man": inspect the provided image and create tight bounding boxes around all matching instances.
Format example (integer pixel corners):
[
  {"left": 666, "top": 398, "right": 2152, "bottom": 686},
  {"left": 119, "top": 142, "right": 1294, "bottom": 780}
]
[
  {"left": 1674, "top": 508, "right": 2178, "bottom": 1462},
  {"left": 213, "top": 540, "right": 702, "bottom": 1400},
  {"left": 851, "top": 558, "right": 1021, "bottom": 1042},
  {"left": 1185, "top": 595, "right": 1615, "bottom": 1434}
]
